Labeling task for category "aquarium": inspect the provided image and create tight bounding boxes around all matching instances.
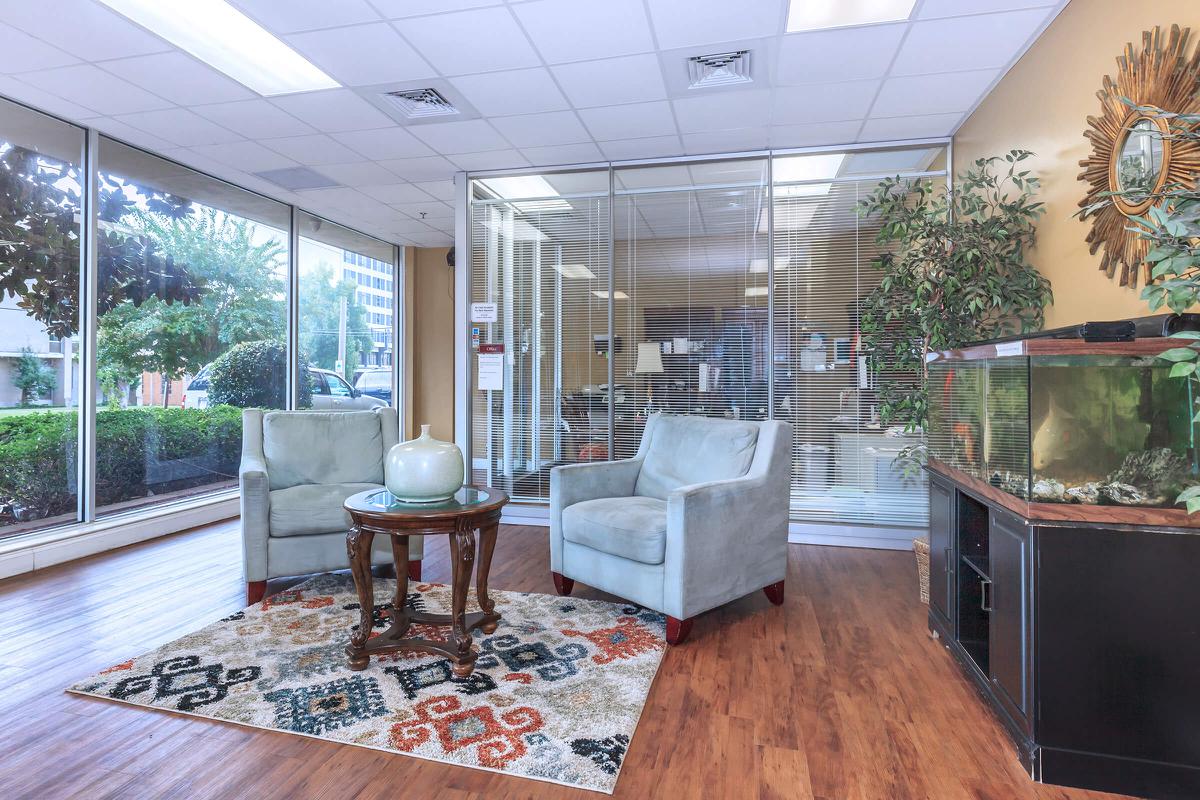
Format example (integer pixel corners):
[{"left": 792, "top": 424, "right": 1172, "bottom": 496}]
[{"left": 927, "top": 341, "right": 1200, "bottom": 519}]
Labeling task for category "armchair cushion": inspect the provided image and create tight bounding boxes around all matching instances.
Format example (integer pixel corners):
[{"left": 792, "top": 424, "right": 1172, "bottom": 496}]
[
  {"left": 634, "top": 415, "right": 759, "bottom": 500},
  {"left": 269, "top": 482, "right": 380, "bottom": 537},
  {"left": 263, "top": 411, "right": 385, "bottom": 490},
  {"left": 562, "top": 496, "right": 667, "bottom": 565}
]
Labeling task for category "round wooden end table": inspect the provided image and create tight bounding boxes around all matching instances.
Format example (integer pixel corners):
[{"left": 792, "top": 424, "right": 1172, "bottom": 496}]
[{"left": 342, "top": 486, "right": 509, "bottom": 676}]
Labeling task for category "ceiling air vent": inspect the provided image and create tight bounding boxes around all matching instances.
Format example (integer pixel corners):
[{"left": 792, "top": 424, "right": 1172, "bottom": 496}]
[
  {"left": 686, "top": 50, "right": 752, "bottom": 89},
  {"left": 381, "top": 88, "right": 458, "bottom": 119}
]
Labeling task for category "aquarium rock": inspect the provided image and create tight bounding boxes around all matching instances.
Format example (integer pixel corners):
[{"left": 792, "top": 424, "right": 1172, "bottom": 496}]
[
  {"left": 1065, "top": 483, "right": 1101, "bottom": 504},
  {"left": 1107, "top": 448, "right": 1189, "bottom": 497},
  {"left": 1031, "top": 478, "right": 1065, "bottom": 502},
  {"left": 1100, "top": 482, "right": 1150, "bottom": 505}
]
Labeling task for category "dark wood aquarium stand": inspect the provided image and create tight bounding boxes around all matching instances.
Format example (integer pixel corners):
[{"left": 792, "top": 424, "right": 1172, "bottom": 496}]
[{"left": 927, "top": 464, "right": 1200, "bottom": 800}]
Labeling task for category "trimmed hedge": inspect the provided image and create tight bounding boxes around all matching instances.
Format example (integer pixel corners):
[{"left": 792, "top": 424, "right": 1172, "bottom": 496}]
[
  {"left": 208, "top": 340, "right": 311, "bottom": 409},
  {"left": 0, "top": 405, "right": 242, "bottom": 522}
]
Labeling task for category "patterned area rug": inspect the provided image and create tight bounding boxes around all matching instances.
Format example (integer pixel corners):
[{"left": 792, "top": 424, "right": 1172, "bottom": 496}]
[{"left": 68, "top": 573, "right": 667, "bottom": 794}]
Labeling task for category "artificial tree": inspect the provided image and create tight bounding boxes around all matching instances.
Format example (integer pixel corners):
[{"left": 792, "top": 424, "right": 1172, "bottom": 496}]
[{"left": 856, "top": 149, "right": 1054, "bottom": 437}]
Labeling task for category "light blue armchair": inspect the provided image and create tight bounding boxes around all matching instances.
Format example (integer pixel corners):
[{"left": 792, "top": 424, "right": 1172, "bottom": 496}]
[
  {"left": 550, "top": 414, "right": 793, "bottom": 644},
  {"left": 240, "top": 408, "right": 423, "bottom": 605}
]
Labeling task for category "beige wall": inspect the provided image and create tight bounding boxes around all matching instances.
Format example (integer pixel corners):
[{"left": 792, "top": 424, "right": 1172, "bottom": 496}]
[
  {"left": 953, "top": 0, "right": 1200, "bottom": 328},
  {"left": 409, "top": 246, "right": 455, "bottom": 442}
]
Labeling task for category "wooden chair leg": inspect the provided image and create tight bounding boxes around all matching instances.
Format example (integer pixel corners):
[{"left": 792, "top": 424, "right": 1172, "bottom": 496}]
[
  {"left": 551, "top": 571, "right": 574, "bottom": 596},
  {"left": 665, "top": 616, "right": 693, "bottom": 645},
  {"left": 407, "top": 560, "right": 422, "bottom": 581},
  {"left": 763, "top": 580, "right": 785, "bottom": 606},
  {"left": 246, "top": 580, "right": 267, "bottom": 606}
]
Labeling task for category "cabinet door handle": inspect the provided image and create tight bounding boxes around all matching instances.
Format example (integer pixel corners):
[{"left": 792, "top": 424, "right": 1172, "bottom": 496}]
[
  {"left": 980, "top": 577, "right": 993, "bottom": 612},
  {"left": 944, "top": 548, "right": 952, "bottom": 573}
]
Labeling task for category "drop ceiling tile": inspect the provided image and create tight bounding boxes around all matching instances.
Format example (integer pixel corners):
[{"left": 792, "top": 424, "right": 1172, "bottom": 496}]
[
  {"left": 552, "top": 54, "right": 668, "bottom": 108},
  {"left": 681, "top": 128, "right": 769, "bottom": 155},
  {"left": 359, "top": 183, "right": 436, "bottom": 204},
  {"left": 647, "top": 0, "right": 785, "bottom": 50},
  {"left": 0, "top": 75, "right": 96, "bottom": 119},
  {"left": 333, "top": 127, "right": 435, "bottom": 159},
  {"left": 375, "top": 155, "right": 458, "bottom": 181},
  {"left": 408, "top": 119, "right": 510, "bottom": 154},
  {"left": 192, "top": 100, "right": 316, "bottom": 139},
  {"left": 893, "top": 10, "right": 1050, "bottom": 75},
  {"left": 385, "top": 218, "right": 439, "bottom": 235},
  {"left": 233, "top": 0, "right": 381, "bottom": 32},
  {"left": 295, "top": 186, "right": 373, "bottom": 210},
  {"left": 769, "top": 120, "right": 863, "bottom": 148},
  {"left": 392, "top": 200, "right": 454, "bottom": 221},
  {"left": 189, "top": 141, "right": 300, "bottom": 172},
  {"left": 519, "top": 142, "right": 603, "bottom": 166},
  {"left": 408, "top": 232, "right": 454, "bottom": 247},
  {"left": 87, "top": 116, "right": 177, "bottom": 153},
  {"left": 918, "top": 0, "right": 1055, "bottom": 18},
  {"left": 113, "top": 108, "right": 244, "bottom": 147},
  {"left": 287, "top": 23, "right": 436, "bottom": 86},
  {"left": 448, "top": 149, "right": 528, "bottom": 171},
  {"left": 450, "top": 68, "right": 569, "bottom": 117},
  {"left": 19, "top": 64, "right": 173, "bottom": 115},
  {"left": 673, "top": 89, "right": 771, "bottom": 134},
  {"left": 0, "top": 22, "right": 77, "bottom": 73},
  {"left": 373, "top": 0, "right": 502, "bottom": 17},
  {"left": 871, "top": 69, "right": 997, "bottom": 117},
  {"left": 100, "top": 53, "right": 255, "bottom": 106},
  {"left": 412, "top": 179, "right": 456, "bottom": 200},
  {"left": 398, "top": 7, "right": 541, "bottom": 75},
  {"left": 597, "top": 135, "right": 685, "bottom": 161},
  {"left": 858, "top": 112, "right": 962, "bottom": 141},
  {"left": 578, "top": 101, "right": 677, "bottom": 141},
  {"left": 777, "top": 24, "right": 907, "bottom": 85},
  {"left": 271, "top": 89, "right": 395, "bottom": 133},
  {"left": 0, "top": 1, "right": 169, "bottom": 62},
  {"left": 771, "top": 80, "right": 879, "bottom": 125},
  {"left": 490, "top": 111, "right": 589, "bottom": 148},
  {"left": 260, "top": 134, "right": 363, "bottom": 165},
  {"left": 305, "top": 161, "right": 400, "bottom": 186},
  {"left": 513, "top": 0, "right": 655, "bottom": 64}
]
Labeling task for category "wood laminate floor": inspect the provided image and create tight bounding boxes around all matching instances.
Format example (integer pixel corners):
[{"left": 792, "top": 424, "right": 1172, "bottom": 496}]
[{"left": 0, "top": 522, "right": 1131, "bottom": 800}]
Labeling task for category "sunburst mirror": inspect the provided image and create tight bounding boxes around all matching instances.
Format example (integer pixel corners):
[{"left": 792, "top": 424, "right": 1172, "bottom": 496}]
[{"left": 1078, "top": 25, "right": 1200, "bottom": 287}]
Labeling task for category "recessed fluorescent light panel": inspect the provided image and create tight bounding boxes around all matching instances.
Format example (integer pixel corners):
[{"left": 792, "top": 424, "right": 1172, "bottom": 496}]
[
  {"left": 745, "top": 286, "right": 768, "bottom": 297},
  {"left": 98, "top": 0, "right": 339, "bottom": 96},
  {"left": 554, "top": 263, "right": 597, "bottom": 280},
  {"left": 592, "top": 290, "right": 629, "bottom": 300},
  {"left": 787, "top": 0, "right": 917, "bottom": 32},
  {"left": 476, "top": 175, "right": 571, "bottom": 212},
  {"left": 773, "top": 152, "right": 846, "bottom": 197}
]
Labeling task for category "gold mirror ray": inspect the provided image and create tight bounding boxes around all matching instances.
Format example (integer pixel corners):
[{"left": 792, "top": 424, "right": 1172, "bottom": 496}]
[{"left": 1077, "top": 25, "right": 1200, "bottom": 288}]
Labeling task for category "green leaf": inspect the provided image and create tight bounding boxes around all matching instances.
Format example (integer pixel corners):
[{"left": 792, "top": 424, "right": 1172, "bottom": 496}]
[
  {"left": 1157, "top": 347, "right": 1197, "bottom": 362},
  {"left": 1169, "top": 362, "right": 1196, "bottom": 378}
]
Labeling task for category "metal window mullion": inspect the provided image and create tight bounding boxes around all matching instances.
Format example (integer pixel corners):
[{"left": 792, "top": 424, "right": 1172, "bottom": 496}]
[
  {"left": 392, "top": 243, "right": 403, "bottom": 427},
  {"left": 78, "top": 128, "right": 99, "bottom": 524},
  {"left": 766, "top": 156, "right": 775, "bottom": 421},
  {"left": 287, "top": 206, "right": 301, "bottom": 410},
  {"left": 606, "top": 168, "right": 615, "bottom": 462}
]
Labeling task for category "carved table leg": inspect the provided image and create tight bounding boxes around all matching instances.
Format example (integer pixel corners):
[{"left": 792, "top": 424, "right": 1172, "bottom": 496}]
[
  {"left": 345, "top": 525, "right": 376, "bottom": 671},
  {"left": 389, "top": 535, "right": 411, "bottom": 640},
  {"left": 476, "top": 521, "right": 500, "bottom": 634},
  {"left": 448, "top": 520, "right": 478, "bottom": 677}
]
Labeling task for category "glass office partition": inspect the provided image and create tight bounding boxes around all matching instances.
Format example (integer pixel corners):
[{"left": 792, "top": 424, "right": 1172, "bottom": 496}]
[
  {"left": 94, "top": 137, "right": 290, "bottom": 518},
  {"left": 0, "top": 97, "right": 84, "bottom": 535},
  {"left": 469, "top": 170, "right": 610, "bottom": 500},
  {"left": 611, "top": 158, "right": 770, "bottom": 459}
]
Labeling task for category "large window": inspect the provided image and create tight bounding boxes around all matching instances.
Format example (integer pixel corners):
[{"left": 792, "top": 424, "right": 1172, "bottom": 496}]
[
  {"left": 93, "top": 139, "right": 291, "bottom": 518},
  {"left": 0, "top": 95, "right": 403, "bottom": 540},
  {"left": 297, "top": 211, "right": 396, "bottom": 409},
  {"left": 0, "top": 98, "right": 84, "bottom": 536}
]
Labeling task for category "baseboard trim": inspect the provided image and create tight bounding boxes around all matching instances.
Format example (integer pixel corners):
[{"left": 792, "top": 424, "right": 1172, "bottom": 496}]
[{"left": 0, "top": 491, "right": 239, "bottom": 580}]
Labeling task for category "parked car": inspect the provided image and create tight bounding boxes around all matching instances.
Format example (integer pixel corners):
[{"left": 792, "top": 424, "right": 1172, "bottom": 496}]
[
  {"left": 183, "top": 364, "right": 386, "bottom": 411},
  {"left": 353, "top": 368, "right": 392, "bottom": 404}
]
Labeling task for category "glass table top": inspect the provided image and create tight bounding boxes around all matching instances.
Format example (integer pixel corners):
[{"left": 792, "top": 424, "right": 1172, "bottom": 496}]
[{"left": 350, "top": 486, "right": 493, "bottom": 514}]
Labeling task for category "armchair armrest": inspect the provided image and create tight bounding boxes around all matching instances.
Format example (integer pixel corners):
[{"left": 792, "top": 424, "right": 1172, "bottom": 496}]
[
  {"left": 549, "top": 458, "right": 643, "bottom": 572},
  {"left": 239, "top": 452, "right": 271, "bottom": 582},
  {"left": 663, "top": 422, "right": 792, "bottom": 619}
]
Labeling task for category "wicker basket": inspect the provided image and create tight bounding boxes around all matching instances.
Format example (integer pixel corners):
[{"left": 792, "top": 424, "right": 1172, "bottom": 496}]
[{"left": 913, "top": 536, "right": 930, "bottom": 605}]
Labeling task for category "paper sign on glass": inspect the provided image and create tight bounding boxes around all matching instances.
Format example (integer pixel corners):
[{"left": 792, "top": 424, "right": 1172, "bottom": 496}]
[
  {"left": 478, "top": 353, "right": 503, "bottom": 391},
  {"left": 471, "top": 302, "right": 498, "bottom": 323}
]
